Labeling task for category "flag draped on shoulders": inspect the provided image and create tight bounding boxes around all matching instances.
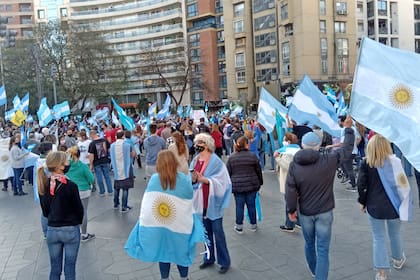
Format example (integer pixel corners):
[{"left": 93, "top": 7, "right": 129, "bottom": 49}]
[
  {"left": 110, "top": 140, "right": 131, "bottom": 180},
  {"left": 125, "top": 172, "right": 205, "bottom": 267},
  {"left": 190, "top": 153, "right": 232, "bottom": 220},
  {"left": 377, "top": 155, "right": 413, "bottom": 222},
  {"left": 288, "top": 75, "right": 341, "bottom": 137},
  {"left": 350, "top": 37, "right": 420, "bottom": 172}
]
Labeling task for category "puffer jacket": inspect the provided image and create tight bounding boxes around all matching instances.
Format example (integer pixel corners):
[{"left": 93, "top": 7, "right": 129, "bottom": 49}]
[{"left": 226, "top": 150, "right": 263, "bottom": 194}]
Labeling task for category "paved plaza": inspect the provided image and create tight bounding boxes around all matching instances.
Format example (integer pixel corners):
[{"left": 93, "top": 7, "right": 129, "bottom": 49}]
[{"left": 1, "top": 160, "right": 420, "bottom": 280}]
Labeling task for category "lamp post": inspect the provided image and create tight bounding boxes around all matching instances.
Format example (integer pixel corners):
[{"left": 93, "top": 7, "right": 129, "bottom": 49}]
[{"left": 51, "top": 65, "right": 57, "bottom": 105}]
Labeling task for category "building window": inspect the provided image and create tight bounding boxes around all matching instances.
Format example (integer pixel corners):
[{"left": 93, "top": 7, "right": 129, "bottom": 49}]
[
  {"left": 236, "top": 71, "right": 246, "bottom": 83},
  {"left": 256, "top": 50, "right": 277, "bottom": 65},
  {"left": 378, "top": 19, "right": 388, "bottom": 34},
  {"left": 281, "top": 4, "right": 288, "bottom": 20},
  {"left": 336, "top": 38, "right": 349, "bottom": 74},
  {"left": 357, "top": 1, "right": 363, "bottom": 13},
  {"left": 190, "top": 48, "right": 201, "bottom": 62},
  {"left": 336, "top": 2, "right": 347, "bottom": 15},
  {"left": 60, "top": 8, "right": 67, "bottom": 17},
  {"left": 234, "top": 20, "right": 244, "bottom": 33},
  {"left": 216, "top": 15, "right": 224, "bottom": 28},
  {"left": 189, "top": 33, "right": 200, "bottom": 47},
  {"left": 321, "top": 38, "right": 328, "bottom": 74},
  {"left": 367, "top": 1, "right": 374, "bottom": 17},
  {"left": 378, "top": 0, "right": 387, "bottom": 16},
  {"left": 415, "top": 39, "right": 420, "bottom": 53},
  {"left": 256, "top": 68, "right": 277, "bottom": 81},
  {"left": 255, "top": 32, "right": 276, "bottom": 48},
  {"left": 334, "top": 21, "right": 346, "bottom": 33},
  {"left": 320, "top": 0, "right": 326, "bottom": 16},
  {"left": 38, "top": 9, "right": 45, "bottom": 19},
  {"left": 320, "top": 20, "right": 326, "bottom": 33},
  {"left": 219, "top": 75, "right": 227, "bottom": 88},
  {"left": 391, "top": 38, "right": 398, "bottom": 48},
  {"left": 6, "top": 5, "right": 12, "bottom": 11},
  {"left": 235, "top": 52, "right": 245, "bottom": 68},
  {"left": 218, "top": 61, "right": 226, "bottom": 73},
  {"left": 218, "top": 46, "right": 225, "bottom": 59},
  {"left": 187, "top": 3, "right": 198, "bottom": 17},
  {"left": 357, "top": 20, "right": 364, "bottom": 32},
  {"left": 284, "top": 24, "right": 293, "bottom": 36},
  {"left": 254, "top": 0, "right": 275, "bottom": 13},
  {"left": 234, "top": 2, "right": 245, "bottom": 17},
  {"left": 217, "top": 30, "right": 224, "bottom": 42},
  {"left": 282, "top": 42, "right": 290, "bottom": 62},
  {"left": 415, "top": 22, "right": 420, "bottom": 35},
  {"left": 415, "top": 5, "right": 420, "bottom": 20},
  {"left": 254, "top": 14, "right": 276, "bottom": 31}
]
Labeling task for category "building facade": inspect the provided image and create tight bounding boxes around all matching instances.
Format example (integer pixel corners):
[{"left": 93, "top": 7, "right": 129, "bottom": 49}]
[
  {"left": 33, "top": 0, "right": 68, "bottom": 23},
  {"left": 0, "top": 0, "right": 34, "bottom": 38}
]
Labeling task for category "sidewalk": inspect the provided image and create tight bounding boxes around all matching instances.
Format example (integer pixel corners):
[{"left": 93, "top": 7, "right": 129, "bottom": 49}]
[{"left": 1, "top": 166, "right": 419, "bottom": 280}]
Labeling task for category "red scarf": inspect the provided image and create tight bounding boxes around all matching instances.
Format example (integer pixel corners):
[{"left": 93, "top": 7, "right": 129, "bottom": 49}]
[{"left": 50, "top": 173, "right": 67, "bottom": 196}]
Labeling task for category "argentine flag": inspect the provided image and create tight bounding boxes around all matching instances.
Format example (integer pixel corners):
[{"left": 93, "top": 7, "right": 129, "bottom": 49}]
[
  {"left": 112, "top": 98, "right": 135, "bottom": 130},
  {"left": 37, "top": 101, "right": 53, "bottom": 127},
  {"left": 125, "top": 173, "right": 205, "bottom": 267},
  {"left": 156, "top": 94, "right": 171, "bottom": 119},
  {"left": 5, "top": 109, "right": 15, "bottom": 121},
  {"left": 288, "top": 75, "right": 341, "bottom": 137},
  {"left": 0, "top": 85, "right": 6, "bottom": 106},
  {"left": 12, "top": 95, "right": 20, "bottom": 110},
  {"left": 351, "top": 38, "right": 420, "bottom": 171},
  {"left": 17, "top": 93, "right": 29, "bottom": 112},
  {"left": 257, "top": 87, "right": 287, "bottom": 133},
  {"left": 52, "top": 101, "right": 71, "bottom": 120}
]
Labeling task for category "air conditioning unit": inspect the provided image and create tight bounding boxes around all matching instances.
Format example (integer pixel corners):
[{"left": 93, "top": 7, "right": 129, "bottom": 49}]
[
  {"left": 270, "top": 39, "right": 276, "bottom": 45},
  {"left": 285, "top": 30, "right": 293, "bottom": 36},
  {"left": 269, "top": 21, "right": 275, "bottom": 27},
  {"left": 268, "top": 2, "right": 275, "bottom": 8},
  {"left": 270, "top": 57, "right": 276, "bottom": 63}
]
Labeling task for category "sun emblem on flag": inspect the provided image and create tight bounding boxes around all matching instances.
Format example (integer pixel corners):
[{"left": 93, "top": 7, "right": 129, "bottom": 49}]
[
  {"left": 152, "top": 195, "right": 176, "bottom": 225},
  {"left": 390, "top": 85, "right": 413, "bottom": 109},
  {"left": 397, "top": 173, "right": 408, "bottom": 188}
]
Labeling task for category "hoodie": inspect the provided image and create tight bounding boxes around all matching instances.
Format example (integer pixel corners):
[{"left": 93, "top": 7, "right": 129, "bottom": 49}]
[
  {"left": 143, "top": 135, "right": 166, "bottom": 165},
  {"left": 285, "top": 149, "right": 341, "bottom": 216}
]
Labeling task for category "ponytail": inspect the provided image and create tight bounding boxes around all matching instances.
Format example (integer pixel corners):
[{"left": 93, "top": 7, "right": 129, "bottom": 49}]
[{"left": 37, "top": 166, "right": 48, "bottom": 195}]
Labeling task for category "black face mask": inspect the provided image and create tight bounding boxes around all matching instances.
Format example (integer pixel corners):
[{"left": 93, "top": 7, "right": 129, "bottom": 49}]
[
  {"left": 195, "top": 145, "right": 205, "bottom": 153},
  {"left": 63, "top": 165, "right": 70, "bottom": 174}
]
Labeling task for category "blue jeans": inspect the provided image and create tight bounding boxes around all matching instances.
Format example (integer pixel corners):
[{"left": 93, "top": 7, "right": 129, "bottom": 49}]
[
  {"left": 46, "top": 226, "right": 80, "bottom": 280},
  {"left": 26, "top": 166, "right": 34, "bottom": 185},
  {"left": 414, "top": 169, "right": 420, "bottom": 207},
  {"left": 159, "top": 262, "right": 188, "bottom": 278},
  {"left": 300, "top": 210, "right": 333, "bottom": 280},
  {"left": 202, "top": 217, "right": 231, "bottom": 267},
  {"left": 114, "top": 188, "right": 128, "bottom": 208},
  {"left": 234, "top": 191, "right": 257, "bottom": 226},
  {"left": 41, "top": 215, "right": 48, "bottom": 237},
  {"left": 224, "top": 138, "right": 232, "bottom": 156},
  {"left": 367, "top": 214, "right": 403, "bottom": 269},
  {"left": 259, "top": 151, "right": 265, "bottom": 170},
  {"left": 94, "top": 163, "right": 113, "bottom": 194},
  {"left": 12, "top": 168, "right": 24, "bottom": 194}
]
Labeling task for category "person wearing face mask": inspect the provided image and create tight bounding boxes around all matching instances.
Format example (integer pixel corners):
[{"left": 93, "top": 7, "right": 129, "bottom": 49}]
[
  {"left": 37, "top": 151, "right": 84, "bottom": 280},
  {"left": 190, "top": 133, "right": 232, "bottom": 274},
  {"left": 9, "top": 133, "right": 29, "bottom": 196},
  {"left": 273, "top": 132, "right": 301, "bottom": 232}
]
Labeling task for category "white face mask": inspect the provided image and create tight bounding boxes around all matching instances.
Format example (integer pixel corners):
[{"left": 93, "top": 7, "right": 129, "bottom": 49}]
[{"left": 283, "top": 141, "right": 289, "bottom": 147}]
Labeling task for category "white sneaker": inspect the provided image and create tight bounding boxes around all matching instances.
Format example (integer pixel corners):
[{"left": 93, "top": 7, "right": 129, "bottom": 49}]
[
  {"left": 392, "top": 253, "right": 406, "bottom": 270},
  {"left": 375, "top": 272, "right": 387, "bottom": 280}
]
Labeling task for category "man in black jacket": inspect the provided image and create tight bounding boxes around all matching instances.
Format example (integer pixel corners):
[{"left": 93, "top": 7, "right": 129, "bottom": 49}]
[{"left": 285, "top": 132, "right": 342, "bottom": 280}]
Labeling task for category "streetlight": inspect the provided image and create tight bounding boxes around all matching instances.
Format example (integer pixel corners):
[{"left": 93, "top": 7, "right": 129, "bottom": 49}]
[{"left": 50, "top": 65, "right": 58, "bottom": 105}]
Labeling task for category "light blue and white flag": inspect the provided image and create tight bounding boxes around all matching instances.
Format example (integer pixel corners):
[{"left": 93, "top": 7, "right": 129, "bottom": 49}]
[
  {"left": 0, "top": 85, "right": 6, "bottom": 106},
  {"left": 17, "top": 92, "right": 29, "bottom": 112},
  {"left": 93, "top": 107, "right": 109, "bottom": 121},
  {"left": 111, "top": 111, "right": 120, "bottom": 127},
  {"left": 177, "top": 105, "right": 184, "bottom": 118},
  {"left": 257, "top": 87, "right": 287, "bottom": 133},
  {"left": 148, "top": 102, "right": 157, "bottom": 117},
  {"left": 26, "top": 114, "right": 33, "bottom": 123},
  {"left": 186, "top": 105, "right": 192, "bottom": 118},
  {"left": 288, "top": 75, "right": 341, "bottom": 137},
  {"left": 324, "top": 85, "right": 337, "bottom": 106},
  {"left": 125, "top": 173, "right": 205, "bottom": 267},
  {"left": 12, "top": 95, "right": 20, "bottom": 110},
  {"left": 350, "top": 38, "right": 420, "bottom": 171},
  {"left": 337, "top": 91, "right": 348, "bottom": 116},
  {"left": 5, "top": 109, "right": 15, "bottom": 121},
  {"left": 52, "top": 101, "right": 71, "bottom": 120},
  {"left": 112, "top": 98, "right": 135, "bottom": 130},
  {"left": 204, "top": 102, "right": 208, "bottom": 113},
  {"left": 37, "top": 101, "right": 53, "bottom": 127},
  {"left": 377, "top": 155, "right": 413, "bottom": 222},
  {"left": 156, "top": 94, "right": 171, "bottom": 119}
]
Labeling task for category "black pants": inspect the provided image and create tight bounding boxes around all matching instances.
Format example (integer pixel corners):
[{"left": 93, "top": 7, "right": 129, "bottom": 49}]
[{"left": 341, "top": 155, "right": 355, "bottom": 187}]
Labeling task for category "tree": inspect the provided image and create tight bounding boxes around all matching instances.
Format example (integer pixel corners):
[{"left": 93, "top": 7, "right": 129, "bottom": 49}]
[
  {"left": 141, "top": 47, "right": 190, "bottom": 109},
  {"left": 34, "top": 22, "right": 128, "bottom": 110}
]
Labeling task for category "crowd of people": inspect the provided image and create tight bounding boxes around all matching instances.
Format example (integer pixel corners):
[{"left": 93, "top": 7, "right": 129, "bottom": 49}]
[{"left": 0, "top": 112, "right": 419, "bottom": 280}]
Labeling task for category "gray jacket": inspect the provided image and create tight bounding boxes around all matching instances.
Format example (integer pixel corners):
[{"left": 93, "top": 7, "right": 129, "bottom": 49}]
[{"left": 10, "top": 145, "right": 27, "bottom": 169}]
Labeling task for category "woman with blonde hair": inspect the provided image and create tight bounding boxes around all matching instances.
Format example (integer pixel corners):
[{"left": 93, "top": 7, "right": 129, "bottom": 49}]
[
  {"left": 66, "top": 146, "right": 95, "bottom": 242},
  {"left": 168, "top": 131, "right": 189, "bottom": 174},
  {"left": 125, "top": 150, "right": 204, "bottom": 280},
  {"left": 357, "top": 134, "right": 411, "bottom": 280},
  {"left": 37, "top": 151, "right": 84, "bottom": 280}
]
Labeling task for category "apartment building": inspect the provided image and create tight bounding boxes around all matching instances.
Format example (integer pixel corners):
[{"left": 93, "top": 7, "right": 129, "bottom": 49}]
[
  {"left": 33, "top": 0, "right": 68, "bottom": 23},
  {"left": 0, "top": 0, "right": 34, "bottom": 37},
  {"left": 185, "top": 0, "right": 226, "bottom": 108},
  {"left": 64, "top": 0, "right": 188, "bottom": 105},
  {"left": 277, "top": 0, "right": 357, "bottom": 88}
]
